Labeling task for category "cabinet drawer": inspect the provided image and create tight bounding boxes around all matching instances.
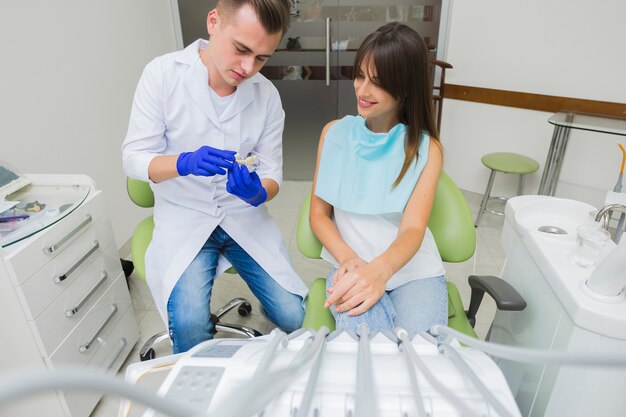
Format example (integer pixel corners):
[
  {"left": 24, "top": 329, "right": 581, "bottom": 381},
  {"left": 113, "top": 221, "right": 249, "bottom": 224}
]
[
  {"left": 48, "top": 276, "right": 133, "bottom": 367},
  {"left": 61, "top": 308, "right": 138, "bottom": 417},
  {"left": 33, "top": 245, "right": 124, "bottom": 355},
  {"left": 17, "top": 216, "right": 116, "bottom": 320},
  {"left": 5, "top": 191, "right": 107, "bottom": 285}
]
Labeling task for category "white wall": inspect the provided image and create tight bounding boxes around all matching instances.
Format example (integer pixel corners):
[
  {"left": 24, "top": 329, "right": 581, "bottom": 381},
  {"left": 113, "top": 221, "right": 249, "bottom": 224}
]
[
  {"left": 2, "top": 0, "right": 624, "bottom": 252},
  {"left": 440, "top": 0, "right": 626, "bottom": 207},
  {"left": 0, "top": 1, "right": 179, "bottom": 250}
]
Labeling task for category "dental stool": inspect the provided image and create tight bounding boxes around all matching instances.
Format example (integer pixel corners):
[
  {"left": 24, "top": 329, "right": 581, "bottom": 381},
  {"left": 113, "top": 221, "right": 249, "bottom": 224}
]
[
  {"left": 475, "top": 152, "right": 539, "bottom": 227},
  {"left": 127, "top": 178, "right": 261, "bottom": 361}
]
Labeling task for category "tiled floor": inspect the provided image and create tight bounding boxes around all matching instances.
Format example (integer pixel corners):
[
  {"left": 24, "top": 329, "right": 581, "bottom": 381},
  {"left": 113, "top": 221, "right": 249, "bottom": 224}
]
[{"left": 91, "top": 180, "right": 506, "bottom": 417}]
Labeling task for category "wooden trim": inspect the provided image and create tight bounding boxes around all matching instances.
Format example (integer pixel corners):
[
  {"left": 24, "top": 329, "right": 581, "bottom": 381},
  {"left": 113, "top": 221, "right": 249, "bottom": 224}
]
[{"left": 445, "top": 84, "right": 626, "bottom": 118}]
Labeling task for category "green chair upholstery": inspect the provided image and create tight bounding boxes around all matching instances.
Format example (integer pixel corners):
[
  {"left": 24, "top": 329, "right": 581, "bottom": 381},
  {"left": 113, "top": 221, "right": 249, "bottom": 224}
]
[
  {"left": 126, "top": 178, "right": 259, "bottom": 360},
  {"left": 302, "top": 278, "right": 336, "bottom": 332},
  {"left": 428, "top": 171, "right": 476, "bottom": 263},
  {"left": 299, "top": 171, "right": 479, "bottom": 338},
  {"left": 475, "top": 152, "right": 539, "bottom": 227},
  {"left": 481, "top": 152, "right": 539, "bottom": 175},
  {"left": 127, "top": 179, "right": 155, "bottom": 283},
  {"left": 130, "top": 215, "right": 154, "bottom": 282}
]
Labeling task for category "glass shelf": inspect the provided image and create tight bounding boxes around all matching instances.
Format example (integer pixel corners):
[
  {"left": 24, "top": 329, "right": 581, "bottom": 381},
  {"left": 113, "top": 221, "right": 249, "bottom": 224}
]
[
  {"left": 1, "top": 182, "right": 91, "bottom": 248},
  {"left": 548, "top": 112, "right": 626, "bottom": 136}
]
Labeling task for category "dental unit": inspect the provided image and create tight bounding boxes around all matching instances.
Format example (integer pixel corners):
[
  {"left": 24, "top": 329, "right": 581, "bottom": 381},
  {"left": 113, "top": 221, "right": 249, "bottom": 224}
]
[{"left": 3, "top": 322, "right": 626, "bottom": 417}]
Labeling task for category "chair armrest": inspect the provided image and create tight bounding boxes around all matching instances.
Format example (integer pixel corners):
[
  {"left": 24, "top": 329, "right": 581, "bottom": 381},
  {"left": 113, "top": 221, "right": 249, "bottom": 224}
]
[
  {"left": 302, "top": 278, "right": 336, "bottom": 332},
  {"left": 466, "top": 275, "right": 527, "bottom": 327}
]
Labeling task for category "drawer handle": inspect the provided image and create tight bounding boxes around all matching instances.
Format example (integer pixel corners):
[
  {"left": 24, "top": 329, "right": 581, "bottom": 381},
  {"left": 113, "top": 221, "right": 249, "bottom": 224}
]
[
  {"left": 43, "top": 214, "right": 92, "bottom": 254},
  {"left": 106, "top": 337, "right": 128, "bottom": 371},
  {"left": 54, "top": 240, "right": 100, "bottom": 283},
  {"left": 65, "top": 271, "right": 108, "bottom": 317},
  {"left": 79, "top": 303, "right": 118, "bottom": 353}
]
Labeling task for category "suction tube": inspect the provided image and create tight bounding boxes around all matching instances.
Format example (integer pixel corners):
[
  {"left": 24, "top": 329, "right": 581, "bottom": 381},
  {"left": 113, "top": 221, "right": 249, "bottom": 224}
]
[
  {"left": 431, "top": 325, "right": 626, "bottom": 367},
  {"left": 212, "top": 326, "right": 329, "bottom": 417},
  {"left": 0, "top": 366, "right": 203, "bottom": 417}
]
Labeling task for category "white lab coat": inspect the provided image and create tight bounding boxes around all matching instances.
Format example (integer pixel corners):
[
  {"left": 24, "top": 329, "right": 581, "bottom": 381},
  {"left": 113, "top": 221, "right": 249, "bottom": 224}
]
[{"left": 122, "top": 39, "right": 308, "bottom": 322}]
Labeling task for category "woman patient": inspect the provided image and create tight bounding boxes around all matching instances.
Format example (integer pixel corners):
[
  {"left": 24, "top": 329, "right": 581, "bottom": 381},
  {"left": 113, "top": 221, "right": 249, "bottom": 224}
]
[{"left": 310, "top": 22, "right": 446, "bottom": 337}]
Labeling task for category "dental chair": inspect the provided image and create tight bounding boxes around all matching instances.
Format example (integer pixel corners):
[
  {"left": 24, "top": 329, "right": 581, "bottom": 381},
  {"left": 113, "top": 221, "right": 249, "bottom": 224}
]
[
  {"left": 299, "top": 171, "right": 526, "bottom": 337},
  {"left": 126, "top": 178, "right": 261, "bottom": 361}
]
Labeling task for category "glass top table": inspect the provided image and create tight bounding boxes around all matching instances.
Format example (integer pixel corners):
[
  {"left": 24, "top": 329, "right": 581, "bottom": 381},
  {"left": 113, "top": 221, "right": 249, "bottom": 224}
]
[
  {"left": 538, "top": 111, "right": 626, "bottom": 195},
  {"left": 0, "top": 182, "right": 91, "bottom": 248}
]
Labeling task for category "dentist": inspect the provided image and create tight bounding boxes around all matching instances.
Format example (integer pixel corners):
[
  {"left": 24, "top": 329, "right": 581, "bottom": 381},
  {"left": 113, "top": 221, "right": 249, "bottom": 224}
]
[{"left": 122, "top": 0, "right": 307, "bottom": 353}]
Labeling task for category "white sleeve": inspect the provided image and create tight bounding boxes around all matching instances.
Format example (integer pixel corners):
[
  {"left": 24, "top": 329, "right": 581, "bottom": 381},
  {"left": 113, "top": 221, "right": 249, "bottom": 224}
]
[
  {"left": 253, "top": 88, "right": 284, "bottom": 188},
  {"left": 121, "top": 58, "right": 166, "bottom": 182}
]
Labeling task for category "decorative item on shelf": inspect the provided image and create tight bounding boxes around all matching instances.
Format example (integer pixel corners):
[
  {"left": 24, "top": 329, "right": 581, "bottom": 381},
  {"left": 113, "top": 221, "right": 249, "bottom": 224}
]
[
  {"left": 331, "top": 39, "right": 349, "bottom": 51},
  {"left": 303, "top": 0, "right": 323, "bottom": 22},
  {"left": 385, "top": 5, "right": 408, "bottom": 22},
  {"left": 286, "top": 36, "right": 302, "bottom": 51},
  {"left": 410, "top": 5, "right": 433, "bottom": 22},
  {"left": 344, "top": 6, "right": 357, "bottom": 22},
  {"left": 289, "top": 0, "right": 300, "bottom": 16},
  {"left": 283, "top": 65, "right": 304, "bottom": 80}
]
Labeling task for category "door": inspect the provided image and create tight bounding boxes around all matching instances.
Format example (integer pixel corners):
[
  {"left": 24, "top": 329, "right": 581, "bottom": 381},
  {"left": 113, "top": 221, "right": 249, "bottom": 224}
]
[
  {"left": 174, "top": 0, "right": 449, "bottom": 180},
  {"left": 260, "top": 0, "right": 339, "bottom": 180}
]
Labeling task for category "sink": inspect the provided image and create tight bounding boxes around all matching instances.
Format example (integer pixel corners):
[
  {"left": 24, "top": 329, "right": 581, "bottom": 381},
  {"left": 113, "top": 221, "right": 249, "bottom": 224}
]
[
  {"left": 495, "top": 195, "right": 626, "bottom": 417},
  {"left": 512, "top": 197, "right": 597, "bottom": 237}
]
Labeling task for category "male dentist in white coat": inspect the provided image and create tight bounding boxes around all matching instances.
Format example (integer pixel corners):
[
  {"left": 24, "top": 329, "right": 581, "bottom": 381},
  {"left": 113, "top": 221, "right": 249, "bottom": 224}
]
[{"left": 122, "top": 0, "right": 308, "bottom": 353}]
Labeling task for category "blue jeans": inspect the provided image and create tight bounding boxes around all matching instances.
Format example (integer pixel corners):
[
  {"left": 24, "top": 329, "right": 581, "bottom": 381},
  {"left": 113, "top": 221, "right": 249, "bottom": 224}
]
[
  {"left": 167, "top": 226, "right": 304, "bottom": 353},
  {"left": 326, "top": 270, "right": 447, "bottom": 337}
]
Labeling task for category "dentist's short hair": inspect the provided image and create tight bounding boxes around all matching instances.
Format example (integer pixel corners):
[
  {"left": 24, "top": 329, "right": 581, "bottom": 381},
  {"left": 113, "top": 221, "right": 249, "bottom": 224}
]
[{"left": 217, "top": 0, "right": 292, "bottom": 35}]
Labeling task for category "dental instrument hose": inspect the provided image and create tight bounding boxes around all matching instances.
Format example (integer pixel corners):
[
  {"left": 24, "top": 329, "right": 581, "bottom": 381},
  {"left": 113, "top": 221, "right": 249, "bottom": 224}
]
[
  {"left": 355, "top": 323, "right": 377, "bottom": 417},
  {"left": 439, "top": 343, "right": 516, "bottom": 417},
  {"left": 0, "top": 366, "right": 203, "bottom": 417},
  {"left": 432, "top": 325, "right": 626, "bottom": 367},
  {"left": 212, "top": 326, "right": 329, "bottom": 417},
  {"left": 397, "top": 329, "right": 480, "bottom": 417}
]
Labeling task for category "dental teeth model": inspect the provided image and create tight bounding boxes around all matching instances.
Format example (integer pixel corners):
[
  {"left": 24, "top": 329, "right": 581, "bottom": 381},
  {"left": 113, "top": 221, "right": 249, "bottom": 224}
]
[{"left": 235, "top": 153, "right": 260, "bottom": 172}]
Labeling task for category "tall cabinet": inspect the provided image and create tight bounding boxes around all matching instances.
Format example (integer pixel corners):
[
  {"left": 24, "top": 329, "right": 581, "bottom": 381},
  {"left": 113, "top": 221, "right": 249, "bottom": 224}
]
[{"left": 0, "top": 174, "right": 138, "bottom": 417}]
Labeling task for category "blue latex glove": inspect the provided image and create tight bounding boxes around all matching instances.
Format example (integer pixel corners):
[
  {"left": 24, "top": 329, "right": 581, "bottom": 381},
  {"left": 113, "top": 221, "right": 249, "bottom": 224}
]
[
  {"left": 226, "top": 162, "right": 267, "bottom": 207},
  {"left": 176, "top": 146, "right": 236, "bottom": 177}
]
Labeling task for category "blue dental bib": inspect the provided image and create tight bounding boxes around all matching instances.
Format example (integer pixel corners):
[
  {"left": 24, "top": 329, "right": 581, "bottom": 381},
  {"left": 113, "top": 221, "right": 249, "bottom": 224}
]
[{"left": 315, "top": 115, "right": 429, "bottom": 214}]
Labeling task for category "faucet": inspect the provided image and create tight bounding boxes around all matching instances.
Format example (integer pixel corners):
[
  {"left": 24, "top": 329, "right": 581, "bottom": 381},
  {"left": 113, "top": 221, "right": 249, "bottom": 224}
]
[{"left": 594, "top": 203, "right": 626, "bottom": 243}]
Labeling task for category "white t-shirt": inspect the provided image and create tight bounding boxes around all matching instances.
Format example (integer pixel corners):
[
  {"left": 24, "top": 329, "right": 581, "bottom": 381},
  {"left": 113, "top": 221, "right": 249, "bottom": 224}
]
[
  {"left": 321, "top": 207, "right": 445, "bottom": 290},
  {"left": 208, "top": 87, "right": 235, "bottom": 117}
]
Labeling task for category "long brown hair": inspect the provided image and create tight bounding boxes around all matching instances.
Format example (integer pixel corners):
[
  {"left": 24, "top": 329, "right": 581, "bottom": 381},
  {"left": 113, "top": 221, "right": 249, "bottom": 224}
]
[{"left": 354, "top": 22, "right": 439, "bottom": 187}]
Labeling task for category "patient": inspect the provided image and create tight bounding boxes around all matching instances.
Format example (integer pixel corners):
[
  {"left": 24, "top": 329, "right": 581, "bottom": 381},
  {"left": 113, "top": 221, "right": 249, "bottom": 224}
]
[{"left": 309, "top": 22, "right": 447, "bottom": 336}]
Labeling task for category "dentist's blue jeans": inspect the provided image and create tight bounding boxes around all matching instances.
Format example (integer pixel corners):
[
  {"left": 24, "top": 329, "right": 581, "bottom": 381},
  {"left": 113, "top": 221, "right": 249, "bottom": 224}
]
[
  {"left": 326, "top": 269, "right": 447, "bottom": 337},
  {"left": 167, "top": 226, "right": 304, "bottom": 353}
]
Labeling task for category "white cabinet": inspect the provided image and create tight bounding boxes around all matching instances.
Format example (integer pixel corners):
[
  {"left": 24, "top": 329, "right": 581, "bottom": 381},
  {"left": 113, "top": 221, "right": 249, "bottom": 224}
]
[{"left": 0, "top": 174, "right": 139, "bottom": 417}]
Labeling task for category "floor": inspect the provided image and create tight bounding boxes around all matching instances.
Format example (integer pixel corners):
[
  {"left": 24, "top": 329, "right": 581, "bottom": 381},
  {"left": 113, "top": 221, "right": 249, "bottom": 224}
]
[{"left": 91, "top": 180, "right": 506, "bottom": 417}]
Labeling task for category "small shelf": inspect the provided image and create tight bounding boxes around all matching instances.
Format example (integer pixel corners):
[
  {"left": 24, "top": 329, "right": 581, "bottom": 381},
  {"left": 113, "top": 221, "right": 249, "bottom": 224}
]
[{"left": 1, "top": 182, "right": 91, "bottom": 247}]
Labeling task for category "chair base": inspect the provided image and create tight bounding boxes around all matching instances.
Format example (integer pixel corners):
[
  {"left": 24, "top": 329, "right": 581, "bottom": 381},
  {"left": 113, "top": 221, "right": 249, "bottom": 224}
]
[
  {"left": 482, "top": 196, "right": 508, "bottom": 217},
  {"left": 475, "top": 170, "right": 527, "bottom": 227},
  {"left": 139, "top": 297, "right": 262, "bottom": 361}
]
